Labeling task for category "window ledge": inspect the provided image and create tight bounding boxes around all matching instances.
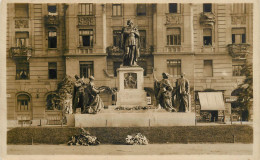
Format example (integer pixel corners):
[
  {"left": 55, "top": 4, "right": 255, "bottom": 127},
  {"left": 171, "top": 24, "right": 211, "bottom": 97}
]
[{"left": 78, "top": 46, "right": 93, "bottom": 48}]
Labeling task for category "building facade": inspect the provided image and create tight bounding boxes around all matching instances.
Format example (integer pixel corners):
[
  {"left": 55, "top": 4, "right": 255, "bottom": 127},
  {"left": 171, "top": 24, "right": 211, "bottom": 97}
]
[{"left": 6, "top": 3, "right": 253, "bottom": 126}]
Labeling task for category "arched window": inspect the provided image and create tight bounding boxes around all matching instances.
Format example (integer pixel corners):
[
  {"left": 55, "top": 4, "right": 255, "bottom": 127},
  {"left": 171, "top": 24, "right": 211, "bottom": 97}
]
[
  {"left": 46, "top": 93, "right": 61, "bottom": 110},
  {"left": 17, "top": 94, "right": 30, "bottom": 111}
]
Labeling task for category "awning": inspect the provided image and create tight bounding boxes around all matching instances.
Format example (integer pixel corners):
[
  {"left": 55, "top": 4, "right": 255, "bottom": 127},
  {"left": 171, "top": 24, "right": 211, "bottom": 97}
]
[{"left": 198, "top": 92, "right": 225, "bottom": 110}]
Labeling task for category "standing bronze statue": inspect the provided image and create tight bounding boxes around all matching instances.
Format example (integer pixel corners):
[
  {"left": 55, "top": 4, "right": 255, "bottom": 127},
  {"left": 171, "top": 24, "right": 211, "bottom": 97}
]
[
  {"left": 175, "top": 73, "right": 190, "bottom": 112},
  {"left": 121, "top": 19, "right": 140, "bottom": 66},
  {"left": 154, "top": 72, "right": 177, "bottom": 112}
]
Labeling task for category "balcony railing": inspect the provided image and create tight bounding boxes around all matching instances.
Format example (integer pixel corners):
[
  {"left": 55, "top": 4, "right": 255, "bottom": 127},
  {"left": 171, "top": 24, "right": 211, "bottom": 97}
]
[
  {"left": 200, "top": 12, "right": 215, "bottom": 27},
  {"left": 10, "top": 46, "right": 32, "bottom": 61},
  {"left": 164, "top": 45, "right": 182, "bottom": 52},
  {"left": 227, "top": 43, "right": 250, "bottom": 59},
  {"left": 78, "top": 15, "right": 96, "bottom": 26},
  {"left": 78, "top": 47, "right": 93, "bottom": 54},
  {"left": 44, "top": 15, "right": 59, "bottom": 26}
]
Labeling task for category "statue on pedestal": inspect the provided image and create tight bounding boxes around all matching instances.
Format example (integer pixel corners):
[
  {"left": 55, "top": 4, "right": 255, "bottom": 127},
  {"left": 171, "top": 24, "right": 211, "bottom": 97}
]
[
  {"left": 154, "top": 72, "right": 177, "bottom": 112},
  {"left": 121, "top": 19, "right": 140, "bottom": 66},
  {"left": 175, "top": 73, "right": 190, "bottom": 112}
]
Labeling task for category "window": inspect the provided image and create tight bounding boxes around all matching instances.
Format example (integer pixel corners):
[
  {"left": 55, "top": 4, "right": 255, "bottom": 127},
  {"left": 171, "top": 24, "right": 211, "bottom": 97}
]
[
  {"left": 203, "top": 29, "right": 212, "bottom": 46},
  {"left": 232, "top": 3, "right": 246, "bottom": 14},
  {"left": 169, "top": 3, "right": 179, "bottom": 13},
  {"left": 48, "top": 5, "right": 57, "bottom": 15},
  {"left": 137, "top": 61, "right": 147, "bottom": 76},
  {"left": 232, "top": 60, "right": 245, "bottom": 76},
  {"left": 46, "top": 93, "right": 61, "bottom": 110},
  {"left": 167, "top": 28, "right": 181, "bottom": 45},
  {"left": 204, "top": 60, "right": 213, "bottom": 77},
  {"left": 137, "top": 4, "right": 146, "bottom": 16},
  {"left": 16, "top": 62, "right": 29, "bottom": 80},
  {"left": 15, "top": 4, "right": 29, "bottom": 17},
  {"left": 79, "top": 29, "right": 93, "bottom": 47},
  {"left": 112, "top": 4, "right": 122, "bottom": 16},
  {"left": 15, "top": 32, "right": 29, "bottom": 47},
  {"left": 17, "top": 94, "right": 30, "bottom": 111},
  {"left": 113, "top": 62, "right": 121, "bottom": 77},
  {"left": 113, "top": 30, "right": 121, "bottom": 47},
  {"left": 48, "top": 62, "right": 57, "bottom": 79},
  {"left": 203, "top": 3, "right": 212, "bottom": 12},
  {"left": 167, "top": 60, "right": 181, "bottom": 76},
  {"left": 48, "top": 30, "right": 57, "bottom": 48},
  {"left": 78, "top": 3, "right": 93, "bottom": 15},
  {"left": 232, "top": 28, "right": 246, "bottom": 44},
  {"left": 139, "top": 30, "right": 146, "bottom": 49},
  {"left": 80, "top": 61, "right": 93, "bottom": 78}
]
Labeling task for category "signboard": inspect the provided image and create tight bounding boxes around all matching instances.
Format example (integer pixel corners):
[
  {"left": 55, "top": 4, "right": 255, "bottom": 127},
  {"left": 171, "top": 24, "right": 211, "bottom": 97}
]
[
  {"left": 146, "top": 97, "right": 152, "bottom": 105},
  {"left": 225, "top": 96, "right": 238, "bottom": 103}
]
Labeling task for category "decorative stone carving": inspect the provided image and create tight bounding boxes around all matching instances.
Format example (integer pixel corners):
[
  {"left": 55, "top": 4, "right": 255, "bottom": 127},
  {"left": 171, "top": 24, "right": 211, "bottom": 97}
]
[
  {"left": 140, "top": 46, "right": 154, "bottom": 55},
  {"left": 44, "top": 15, "right": 60, "bottom": 26},
  {"left": 231, "top": 15, "right": 246, "bottom": 25},
  {"left": 200, "top": 12, "right": 215, "bottom": 27},
  {"left": 10, "top": 46, "right": 32, "bottom": 61},
  {"left": 227, "top": 43, "right": 250, "bottom": 59},
  {"left": 106, "top": 46, "right": 123, "bottom": 56},
  {"left": 166, "top": 14, "right": 182, "bottom": 25},
  {"left": 124, "top": 73, "right": 137, "bottom": 89},
  {"left": 78, "top": 16, "right": 95, "bottom": 26},
  {"left": 15, "top": 19, "right": 29, "bottom": 28}
]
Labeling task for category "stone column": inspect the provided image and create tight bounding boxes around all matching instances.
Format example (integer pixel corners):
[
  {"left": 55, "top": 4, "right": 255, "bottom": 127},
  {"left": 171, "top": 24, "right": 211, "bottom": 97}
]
[{"left": 102, "top": 4, "right": 107, "bottom": 53}]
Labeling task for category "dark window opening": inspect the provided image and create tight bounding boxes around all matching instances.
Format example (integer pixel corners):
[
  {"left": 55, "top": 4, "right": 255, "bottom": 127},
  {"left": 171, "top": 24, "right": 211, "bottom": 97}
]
[
  {"left": 112, "top": 4, "right": 122, "bottom": 16},
  {"left": 137, "top": 4, "right": 146, "bottom": 16},
  {"left": 16, "top": 62, "right": 29, "bottom": 80},
  {"left": 203, "top": 29, "right": 212, "bottom": 46},
  {"left": 113, "top": 30, "right": 121, "bottom": 47},
  {"left": 203, "top": 3, "right": 212, "bottom": 12},
  {"left": 80, "top": 61, "right": 94, "bottom": 78},
  {"left": 232, "top": 28, "right": 246, "bottom": 44},
  {"left": 48, "top": 31, "right": 57, "bottom": 48},
  {"left": 48, "top": 5, "right": 57, "bottom": 14},
  {"left": 79, "top": 29, "right": 93, "bottom": 47},
  {"left": 167, "top": 60, "right": 181, "bottom": 76},
  {"left": 113, "top": 62, "right": 121, "bottom": 77},
  {"left": 169, "top": 3, "right": 178, "bottom": 13},
  {"left": 48, "top": 62, "right": 57, "bottom": 79}
]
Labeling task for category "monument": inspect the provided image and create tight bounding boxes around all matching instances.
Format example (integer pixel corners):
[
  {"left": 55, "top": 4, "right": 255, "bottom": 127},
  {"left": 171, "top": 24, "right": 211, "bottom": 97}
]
[{"left": 116, "top": 19, "right": 147, "bottom": 107}]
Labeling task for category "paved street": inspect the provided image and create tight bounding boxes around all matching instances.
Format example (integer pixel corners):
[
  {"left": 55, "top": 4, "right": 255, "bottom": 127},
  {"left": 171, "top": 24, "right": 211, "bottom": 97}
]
[{"left": 7, "top": 143, "right": 252, "bottom": 155}]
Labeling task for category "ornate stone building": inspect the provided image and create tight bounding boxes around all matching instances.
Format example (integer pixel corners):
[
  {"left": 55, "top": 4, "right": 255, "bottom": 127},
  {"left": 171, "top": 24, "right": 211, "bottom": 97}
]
[{"left": 6, "top": 3, "right": 253, "bottom": 126}]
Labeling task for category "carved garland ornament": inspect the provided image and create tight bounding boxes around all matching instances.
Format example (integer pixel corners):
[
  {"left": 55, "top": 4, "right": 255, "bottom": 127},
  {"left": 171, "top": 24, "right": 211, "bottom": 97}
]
[
  {"left": 166, "top": 14, "right": 182, "bottom": 25},
  {"left": 78, "top": 16, "right": 96, "bottom": 26},
  {"left": 15, "top": 20, "right": 29, "bottom": 28}
]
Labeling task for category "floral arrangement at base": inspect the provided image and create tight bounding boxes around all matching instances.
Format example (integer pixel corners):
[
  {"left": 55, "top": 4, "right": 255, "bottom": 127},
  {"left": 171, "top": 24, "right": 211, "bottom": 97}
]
[
  {"left": 115, "top": 106, "right": 156, "bottom": 110},
  {"left": 125, "top": 133, "right": 149, "bottom": 145},
  {"left": 67, "top": 128, "right": 100, "bottom": 146}
]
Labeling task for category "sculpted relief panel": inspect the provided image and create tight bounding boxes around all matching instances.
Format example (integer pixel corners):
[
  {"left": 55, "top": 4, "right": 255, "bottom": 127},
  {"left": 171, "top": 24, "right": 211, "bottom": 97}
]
[
  {"left": 15, "top": 19, "right": 29, "bottom": 28},
  {"left": 166, "top": 14, "right": 182, "bottom": 25}
]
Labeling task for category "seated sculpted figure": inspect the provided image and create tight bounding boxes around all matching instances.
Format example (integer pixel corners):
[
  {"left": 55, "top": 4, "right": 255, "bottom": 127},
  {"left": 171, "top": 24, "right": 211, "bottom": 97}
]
[
  {"left": 154, "top": 72, "right": 177, "bottom": 112},
  {"left": 83, "top": 76, "right": 106, "bottom": 114}
]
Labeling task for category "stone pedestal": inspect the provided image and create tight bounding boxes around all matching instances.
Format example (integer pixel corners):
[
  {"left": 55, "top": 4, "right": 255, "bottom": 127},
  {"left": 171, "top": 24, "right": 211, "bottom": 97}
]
[{"left": 116, "top": 66, "right": 147, "bottom": 106}]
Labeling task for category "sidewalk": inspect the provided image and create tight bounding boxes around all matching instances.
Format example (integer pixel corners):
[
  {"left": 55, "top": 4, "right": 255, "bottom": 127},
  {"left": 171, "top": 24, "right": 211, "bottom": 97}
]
[{"left": 7, "top": 143, "right": 253, "bottom": 155}]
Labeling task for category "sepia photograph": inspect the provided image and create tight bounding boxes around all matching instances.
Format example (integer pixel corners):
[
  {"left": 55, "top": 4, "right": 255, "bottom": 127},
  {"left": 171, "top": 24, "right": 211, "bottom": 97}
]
[{"left": 0, "top": 1, "right": 259, "bottom": 160}]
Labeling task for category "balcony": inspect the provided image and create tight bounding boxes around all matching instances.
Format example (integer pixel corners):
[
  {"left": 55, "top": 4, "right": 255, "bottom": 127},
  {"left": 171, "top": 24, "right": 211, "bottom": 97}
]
[
  {"left": 44, "top": 15, "right": 59, "bottom": 26},
  {"left": 106, "top": 46, "right": 123, "bottom": 56},
  {"left": 78, "top": 15, "right": 96, "bottom": 26},
  {"left": 10, "top": 46, "right": 32, "bottom": 61},
  {"left": 200, "top": 12, "right": 215, "bottom": 27},
  {"left": 164, "top": 45, "right": 182, "bottom": 53},
  {"left": 227, "top": 43, "right": 250, "bottom": 59}
]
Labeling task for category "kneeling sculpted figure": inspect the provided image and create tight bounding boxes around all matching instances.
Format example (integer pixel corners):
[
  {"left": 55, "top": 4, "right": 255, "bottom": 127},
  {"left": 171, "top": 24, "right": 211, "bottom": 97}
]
[
  {"left": 83, "top": 76, "right": 106, "bottom": 114},
  {"left": 154, "top": 72, "right": 177, "bottom": 112}
]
